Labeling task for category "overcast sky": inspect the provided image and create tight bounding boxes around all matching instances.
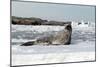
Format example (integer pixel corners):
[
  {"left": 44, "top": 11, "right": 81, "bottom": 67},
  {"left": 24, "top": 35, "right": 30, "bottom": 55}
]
[{"left": 12, "top": 1, "right": 95, "bottom": 22}]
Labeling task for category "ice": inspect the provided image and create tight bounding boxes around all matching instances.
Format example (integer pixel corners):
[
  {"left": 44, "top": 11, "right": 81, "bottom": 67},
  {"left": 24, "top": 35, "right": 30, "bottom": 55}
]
[
  {"left": 12, "top": 25, "right": 64, "bottom": 33},
  {"left": 11, "top": 23, "right": 95, "bottom": 66},
  {"left": 12, "top": 52, "right": 95, "bottom": 66}
]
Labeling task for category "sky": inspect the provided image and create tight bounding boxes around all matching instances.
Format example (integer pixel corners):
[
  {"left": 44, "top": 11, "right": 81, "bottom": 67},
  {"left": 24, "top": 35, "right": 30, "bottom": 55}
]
[{"left": 12, "top": 1, "right": 95, "bottom": 22}]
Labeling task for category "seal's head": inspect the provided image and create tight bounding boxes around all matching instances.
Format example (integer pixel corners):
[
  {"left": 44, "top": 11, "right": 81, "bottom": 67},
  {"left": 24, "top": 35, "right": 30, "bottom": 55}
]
[
  {"left": 64, "top": 24, "right": 72, "bottom": 32},
  {"left": 63, "top": 23, "right": 72, "bottom": 45}
]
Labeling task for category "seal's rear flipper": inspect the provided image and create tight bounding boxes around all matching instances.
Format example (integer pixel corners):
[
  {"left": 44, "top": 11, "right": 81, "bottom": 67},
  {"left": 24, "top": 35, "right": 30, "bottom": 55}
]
[{"left": 21, "top": 41, "right": 35, "bottom": 46}]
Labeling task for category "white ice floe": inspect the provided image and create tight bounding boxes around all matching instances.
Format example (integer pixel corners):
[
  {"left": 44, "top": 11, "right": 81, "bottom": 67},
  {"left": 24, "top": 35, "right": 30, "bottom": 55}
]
[
  {"left": 12, "top": 52, "right": 95, "bottom": 66},
  {"left": 12, "top": 25, "right": 64, "bottom": 33},
  {"left": 12, "top": 39, "right": 36, "bottom": 43}
]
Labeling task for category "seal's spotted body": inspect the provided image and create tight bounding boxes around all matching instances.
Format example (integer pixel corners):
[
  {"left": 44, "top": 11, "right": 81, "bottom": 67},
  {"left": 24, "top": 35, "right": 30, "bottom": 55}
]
[{"left": 21, "top": 24, "right": 72, "bottom": 46}]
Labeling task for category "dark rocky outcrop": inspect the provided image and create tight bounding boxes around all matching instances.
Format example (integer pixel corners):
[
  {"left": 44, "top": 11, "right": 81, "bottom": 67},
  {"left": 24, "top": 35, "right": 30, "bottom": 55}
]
[
  {"left": 12, "top": 16, "right": 72, "bottom": 26},
  {"left": 42, "top": 21, "right": 71, "bottom": 26},
  {"left": 12, "top": 16, "right": 47, "bottom": 25}
]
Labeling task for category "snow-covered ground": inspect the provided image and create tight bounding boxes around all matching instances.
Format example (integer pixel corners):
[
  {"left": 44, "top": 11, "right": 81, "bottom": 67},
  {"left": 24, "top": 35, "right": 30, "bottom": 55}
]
[{"left": 11, "top": 23, "right": 96, "bottom": 66}]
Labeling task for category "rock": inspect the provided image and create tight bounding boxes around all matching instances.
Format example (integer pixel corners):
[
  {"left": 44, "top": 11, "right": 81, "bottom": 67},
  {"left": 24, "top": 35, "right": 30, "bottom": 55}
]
[
  {"left": 12, "top": 16, "right": 71, "bottom": 26},
  {"left": 42, "top": 21, "right": 72, "bottom": 26},
  {"left": 12, "top": 16, "right": 47, "bottom": 25}
]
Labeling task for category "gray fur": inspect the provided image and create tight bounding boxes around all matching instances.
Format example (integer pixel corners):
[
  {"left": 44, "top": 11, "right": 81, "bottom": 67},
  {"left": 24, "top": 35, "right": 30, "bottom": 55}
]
[{"left": 21, "top": 24, "right": 72, "bottom": 46}]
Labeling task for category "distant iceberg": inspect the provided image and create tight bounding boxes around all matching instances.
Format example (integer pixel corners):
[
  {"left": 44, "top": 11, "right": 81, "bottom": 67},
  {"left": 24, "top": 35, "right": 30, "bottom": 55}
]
[{"left": 72, "top": 20, "right": 95, "bottom": 27}]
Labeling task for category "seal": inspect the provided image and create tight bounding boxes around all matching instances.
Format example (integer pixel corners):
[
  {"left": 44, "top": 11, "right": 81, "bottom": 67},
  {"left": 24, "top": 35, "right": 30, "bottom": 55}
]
[{"left": 21, "top": 24, "right": 72, "bottom": 46}]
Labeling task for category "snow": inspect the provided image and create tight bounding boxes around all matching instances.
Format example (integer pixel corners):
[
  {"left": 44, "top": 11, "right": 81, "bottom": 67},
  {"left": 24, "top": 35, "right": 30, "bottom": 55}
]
[
  {"left": 11, "top": 23, "right": 95, "bottom": 66},
  {"left": 12, "top": 52, "right": 95, "bottom": 66},
  {"left": 12, "top": 25, "right": 64, "bottom": 33}
]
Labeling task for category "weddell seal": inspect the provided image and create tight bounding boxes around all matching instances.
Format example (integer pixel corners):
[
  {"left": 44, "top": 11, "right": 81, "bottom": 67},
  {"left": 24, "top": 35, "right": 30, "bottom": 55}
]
[{"left": 21, "top": 24, "right": 72, "bottom": 46}]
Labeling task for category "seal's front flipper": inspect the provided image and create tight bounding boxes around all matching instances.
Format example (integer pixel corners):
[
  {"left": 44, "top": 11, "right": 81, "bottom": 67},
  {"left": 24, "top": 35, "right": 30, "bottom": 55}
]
[{"left": 21, "top": 41, "right": 35, "bottom": 46}]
